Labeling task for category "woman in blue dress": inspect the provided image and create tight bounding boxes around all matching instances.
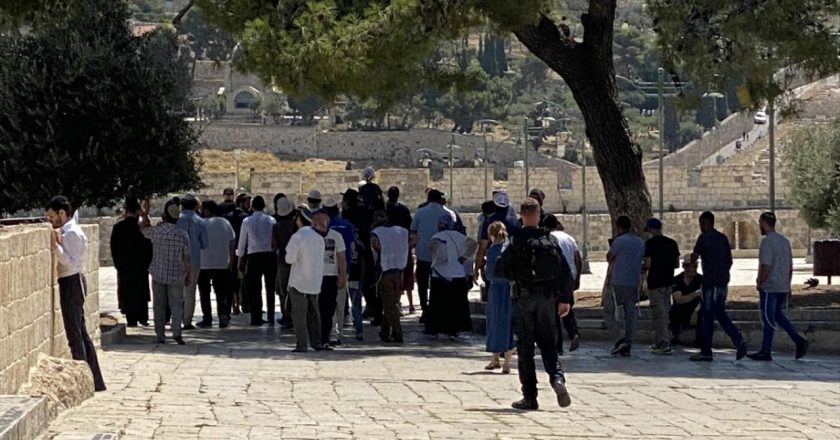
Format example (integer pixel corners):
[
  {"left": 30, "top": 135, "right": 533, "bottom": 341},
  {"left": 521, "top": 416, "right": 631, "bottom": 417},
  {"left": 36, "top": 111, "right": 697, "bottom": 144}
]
[{"left": 484, "top": 221, "right": 515, "bottom": 373}]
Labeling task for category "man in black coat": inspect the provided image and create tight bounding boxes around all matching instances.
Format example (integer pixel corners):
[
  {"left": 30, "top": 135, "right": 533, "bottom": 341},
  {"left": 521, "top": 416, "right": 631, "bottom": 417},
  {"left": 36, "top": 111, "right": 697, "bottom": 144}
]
[{"left": 110, "top": 197, "right": 153, "bottom": 327}]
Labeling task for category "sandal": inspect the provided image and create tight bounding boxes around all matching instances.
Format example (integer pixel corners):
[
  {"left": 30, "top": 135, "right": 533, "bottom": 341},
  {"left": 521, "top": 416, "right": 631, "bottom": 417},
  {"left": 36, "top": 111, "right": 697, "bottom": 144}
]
[
  {"left": 501, "top": 366, "right": 511, "bottom": 374},
  {"left": 484, "top": 362, "right": 501, "bottom": 371}
]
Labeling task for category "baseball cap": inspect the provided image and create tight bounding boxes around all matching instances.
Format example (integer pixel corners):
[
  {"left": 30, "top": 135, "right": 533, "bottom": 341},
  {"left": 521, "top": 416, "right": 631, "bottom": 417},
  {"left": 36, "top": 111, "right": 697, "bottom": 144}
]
[
  {"left": 307, "top": 189, "right": 322, "bottom": 201},
  {"left": 275, "top": 197, "right": 295, "bottom": 217},
  {"left": 493, "top": 192, "right": 510, "bottom": 208},
  {"left": 645, "top": 218, "right": 663, "bottom": 231}
]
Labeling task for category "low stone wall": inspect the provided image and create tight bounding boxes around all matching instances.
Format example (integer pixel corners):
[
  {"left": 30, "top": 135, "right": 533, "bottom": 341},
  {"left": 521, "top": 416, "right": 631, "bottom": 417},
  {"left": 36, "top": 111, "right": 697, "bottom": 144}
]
[{"left": 0, "top": 225, "right": 100, "bottom": 394}]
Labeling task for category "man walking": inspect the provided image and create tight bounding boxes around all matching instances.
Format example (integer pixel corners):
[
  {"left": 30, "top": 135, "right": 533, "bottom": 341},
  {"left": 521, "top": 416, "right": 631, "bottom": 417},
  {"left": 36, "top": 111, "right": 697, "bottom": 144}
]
[
  {"left": 47, "top": 196, "right": 106, "bottom": 391},
  {"left": 110, "top": 196, "right": 152, "bottom": 327},
  {"left": 606, "top": 216, "right": 645, "bottom": 357},
  {"left": 544, "top": 215, "right": 582, "bottom": 353},
  {"left": 748, "top": 212, "right": 809, "bottom": 361},
  {"left": 642, "top": 218, "right": 680, "bottom": 355},
  {"left": 197, "top": 201, "right": 236, "bottom": 328},
  {"left": 286, "top": 208, "right": 326, "bottom": 352},
  {"left": 691, "top": 211, "right": 748, "bottom": 362},
  {"left": 313, "top": 209, "right": 346, "bottom": 350},
  {"left": 177, "top": 193, "right": 208, "bottom": 330},
  {"left": 272, "top": 195, "right": 297, "bottom": 328},
  {"left": 140, "top": 198, "right": 191, "bottom": 346},
  {"left": 372, "top": 210, "right": 409, "bottom": 343},
  {"left": 498, "top": 198, "right": 573, "bottom": 410},
  {"left": 238, "top": 196, "right": 277, "bottom": 326},
  {"left": 410, "top": 189, "right": 452, "bottom": 323}
]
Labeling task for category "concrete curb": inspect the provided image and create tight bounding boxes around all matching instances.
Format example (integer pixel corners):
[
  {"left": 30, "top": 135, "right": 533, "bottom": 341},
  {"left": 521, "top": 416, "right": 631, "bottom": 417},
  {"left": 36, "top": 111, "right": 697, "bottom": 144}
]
[{"left": 0, "top": 396, "right": 47, "bottom": 440}]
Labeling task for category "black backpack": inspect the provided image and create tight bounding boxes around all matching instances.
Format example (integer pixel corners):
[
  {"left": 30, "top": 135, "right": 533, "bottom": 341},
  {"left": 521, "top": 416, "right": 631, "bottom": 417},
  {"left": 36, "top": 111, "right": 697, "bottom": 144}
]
[{"left": 508, "top": 230, "right": 574, "bottom": 294}]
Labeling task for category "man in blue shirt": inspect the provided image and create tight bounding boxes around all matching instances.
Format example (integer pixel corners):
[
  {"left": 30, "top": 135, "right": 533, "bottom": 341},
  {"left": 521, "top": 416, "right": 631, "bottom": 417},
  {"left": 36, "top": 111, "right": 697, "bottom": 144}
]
[
  {"left": 410, "top": 189, "right": 451, "bottom": 323},
  {"left": 690, "top": 211, "right": 747, "bottom": 362},
  {"left": 177, "top": 193, "right": 208, "bottom": 330},
  {"left": 325, "top": 199, "right": 356, "bottom": 345},
  {"left": 605, "top": 215, "right": 644, "bottom": 357}
]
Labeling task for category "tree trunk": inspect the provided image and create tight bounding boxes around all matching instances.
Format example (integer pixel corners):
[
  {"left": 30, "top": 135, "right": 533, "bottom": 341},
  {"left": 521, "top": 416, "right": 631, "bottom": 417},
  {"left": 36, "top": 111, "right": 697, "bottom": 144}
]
[{"left": 514, "top": 8, "right": 652, "bottom": 233}]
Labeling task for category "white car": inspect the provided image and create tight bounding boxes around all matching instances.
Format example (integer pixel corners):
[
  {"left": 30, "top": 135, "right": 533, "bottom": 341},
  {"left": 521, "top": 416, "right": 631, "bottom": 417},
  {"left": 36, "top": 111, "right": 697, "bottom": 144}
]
[{"left": 754, "top": 111, "right": 768, "bottom": 124}]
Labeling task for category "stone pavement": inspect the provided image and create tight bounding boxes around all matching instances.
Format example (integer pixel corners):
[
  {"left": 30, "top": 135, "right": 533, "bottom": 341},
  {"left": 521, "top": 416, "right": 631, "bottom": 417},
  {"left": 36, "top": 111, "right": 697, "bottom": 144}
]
[{"left": 39, "top": 312, "right": 840, "bottom": 440}]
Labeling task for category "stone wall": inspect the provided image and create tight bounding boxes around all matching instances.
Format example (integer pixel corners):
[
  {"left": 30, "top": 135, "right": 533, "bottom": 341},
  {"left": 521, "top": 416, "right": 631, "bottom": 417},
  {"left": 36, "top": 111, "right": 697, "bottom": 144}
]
[
  {"left": 198, "top": 172, "right": 237, "bottom": 198},
  {"left": 0, "top": 224, "right": 100, "bottom": 394},
  {"left": 434, "top": 168, "right": 490, "bottom": 210}
]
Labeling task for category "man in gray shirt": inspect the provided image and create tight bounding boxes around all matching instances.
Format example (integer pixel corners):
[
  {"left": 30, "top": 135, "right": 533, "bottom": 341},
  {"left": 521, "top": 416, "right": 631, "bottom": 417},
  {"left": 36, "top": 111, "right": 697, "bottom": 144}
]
[
  {"left": 748, "top": 212, "right": 809, "bottom": 361},
  {"left": 606, "top": 215, "right": 645, "bottom": 357}
]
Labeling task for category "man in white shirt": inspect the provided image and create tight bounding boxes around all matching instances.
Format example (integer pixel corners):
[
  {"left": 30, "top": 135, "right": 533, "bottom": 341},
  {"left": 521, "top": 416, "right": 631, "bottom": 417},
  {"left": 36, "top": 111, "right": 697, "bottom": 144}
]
[
  {"left": 371, "top": 210, "right": 409, "bottom": 343},
  {"left": 544, "top": 215, "right": 583, "bottom": 353},
  {"left": 197, "top": 201, "right": 236, "bottom": 328},
  {"left": 46, "top": 196, "right": 106, "bottom": 391},
  {"left": 311, "top": 209, "right": 347, "bottom": 350},
  {"left": 238, "top": 196, "right": 277, "bottom": 326},
  {"left": 286, "top": 208, "right": 326, "bottom": 352}
]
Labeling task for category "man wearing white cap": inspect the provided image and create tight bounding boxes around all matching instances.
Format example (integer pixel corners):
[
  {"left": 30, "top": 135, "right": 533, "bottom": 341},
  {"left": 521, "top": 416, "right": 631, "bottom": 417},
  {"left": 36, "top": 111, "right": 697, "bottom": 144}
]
[
  {"left": 286, "top": 207, "right": 327, "bottom": 352},
  {"left": 177, "top": 193, "right": 208, "bottom": 330},
  {"left": 474, "top": 191, "right": 519, "bottom": 283},
  {"left": 359, "top": 166, "right": 384, "bottom": 211},
  {"left": 307, "top": 189, "right": 323, "bottom": 210}
]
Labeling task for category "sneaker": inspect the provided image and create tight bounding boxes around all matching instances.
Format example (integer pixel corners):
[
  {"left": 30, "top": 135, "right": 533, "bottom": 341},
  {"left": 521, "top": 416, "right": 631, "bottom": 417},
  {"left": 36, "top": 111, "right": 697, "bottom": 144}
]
[
  {"left": 736, "top": 341, "right": 748, "bottom": 360},
  {"left": 196, "top": 322, "right": 212, "bottom": 329},
  {"left": 689, "top": 353, "right": 713, "bottom": 362},
  {"left": 511, "top": 398, "right": 539, "bottom": 411},
  {"left": 569, "top": 335, "right": 580, "bottom": 352},
  {"left": 747, "top": 351, "right": 773, "bottom": 361},
  {"left": 651, "top": 343, "right": 672, "bottom": 355},
  {"left": 551, "top": 380, "right": 572, "bottom": 408},
  {"left": 795, "top": 339, "right": 810, "bottom": 360},
  {"left": 455, "top": 333, "right": 471, "bottom": 343},
  {"left": 174, "top": 337, "right": 185, "bottom": 345},
  {"left": 611, "top": 341, "right": 630, "bottom": 356}
]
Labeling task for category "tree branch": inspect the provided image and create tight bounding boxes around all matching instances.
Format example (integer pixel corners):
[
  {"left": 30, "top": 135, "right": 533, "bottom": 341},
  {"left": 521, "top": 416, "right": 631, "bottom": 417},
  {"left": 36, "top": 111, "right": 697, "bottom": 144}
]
[
  {"left": 512, "top": 14, "right": 579, "bottom": 79},
  {"left": 171, "top": 0, "right": 194, "bottom": 26},
  {"left": 581, "top": 0, "right": 616, "bottom": 61}
]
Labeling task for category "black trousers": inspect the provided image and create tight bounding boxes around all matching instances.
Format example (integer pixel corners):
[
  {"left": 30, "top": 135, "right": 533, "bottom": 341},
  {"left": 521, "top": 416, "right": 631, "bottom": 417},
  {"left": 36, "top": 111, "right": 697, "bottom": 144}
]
[
  {"left": 669, "top": 297, "right": 702, "bottom": 343},
  {"left": 362, "top": 249, "right": 382, "bottom": 322},
  {"left": 556, "top": 307, "right": 580, "bottom": 352},
  {"left": 318, "top": 276, "right": 339, "bottom": 344},
  {"left": 245, "top": 252, "right": 277, "bottom": 324},
  {"left": 415, "top": 260, "right": 432, "bottom": 309},
  {"left": 117, "top": 270, "right": 150, "bottom": 326},
  {"left": 513, "top": 291, "right": 563, "bottom": 400},
  {"left": 58, "top": 274, "right": 106, "bottom": 391},
  {"left": 198, "top": 268, "right": 233, "bottom": 325}
]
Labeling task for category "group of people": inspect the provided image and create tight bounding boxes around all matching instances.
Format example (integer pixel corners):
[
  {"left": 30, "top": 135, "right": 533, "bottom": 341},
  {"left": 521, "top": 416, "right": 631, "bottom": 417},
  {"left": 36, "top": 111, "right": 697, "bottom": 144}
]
[{"left": 45, "top": 166, "right": 808, "bottom": 409}]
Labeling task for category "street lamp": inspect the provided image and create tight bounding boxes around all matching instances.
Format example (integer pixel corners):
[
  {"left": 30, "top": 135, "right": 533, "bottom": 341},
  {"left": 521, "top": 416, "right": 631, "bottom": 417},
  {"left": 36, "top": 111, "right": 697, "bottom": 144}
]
[
  {"left": 477, "top": 118, "right": 515, "bottom": 201},
  {"left": 580, "top": 139, "right": 591, "bottom": 274}
]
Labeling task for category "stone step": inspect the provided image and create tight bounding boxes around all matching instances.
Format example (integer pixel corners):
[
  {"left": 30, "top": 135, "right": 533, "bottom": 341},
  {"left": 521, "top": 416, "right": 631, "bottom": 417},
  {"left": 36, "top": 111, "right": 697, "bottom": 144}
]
[{"left": 0, "top": 396, "right": 48, "bottom": 440}]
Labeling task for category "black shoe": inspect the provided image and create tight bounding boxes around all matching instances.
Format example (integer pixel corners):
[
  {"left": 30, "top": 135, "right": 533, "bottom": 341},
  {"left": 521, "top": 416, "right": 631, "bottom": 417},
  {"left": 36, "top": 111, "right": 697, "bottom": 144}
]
[
  {"left": 330, "top": 339, "right": 342, "bottom": 346},
  {"left": 174, "top": 337, "right": 185, "bottom": 345},
  {"left": 250, "top": 320, "right": 267, "bottom": 326},
  {"left": 392, "top": 337, "right": 404, "bottom": 343},
  {"left": 511, "top": 398, "right": 539, "bottom": 411},
  {"left": 94, "top": 384, "right": 107, "bottom": 392},
  {"left": 155, "top": 338, "right": 166, "bottom": 344},
  {"left": 139, "top": 321, "right": 150, "bottom": 327},
  {"left": 126, "top": 322, "right": 138, "bottom": 328},
  {"left": 182, "top": 324, "right": 196, "bottom": 331},
  {"left": 611, "top": 338, "right": 626, "bottom": 351},
  {"left": 670, "top": 337, "right": 681, "bottom": 347},
  {"left": 281, "top": 323, "right": 294, "bottom": 330},
  {"left": 196, "top": 322, "right": 212, "bottom": 329},
  {"left": 292, "top": 348, "right": 307, "bottom": 353},
  {"left": 611, "top": 341, "right": 630, "bottom": 356},
  {"left": 689, "top": 353, "right": 713, "bottom": 362},
  {"left": 569, "top": 335, "right": 580, "bottom": 352},
  {"left": 747, "top": 351, "right": 773, "bottom": 361},
  {"left": 219, "top": 323, "right": 229, "bottom": 329},
  {"left": 370, "top": 319, "right": 382, "bottom": 327},
  {"left": 795, "top": 339, "right": 810, "bottom": 360},
  {"left": 551, "top": 380, "right": 572, "bottom": 408},
  {"left": 736, "top": 341, "right": 748, "bottom": 360},
  {"left": 419, "top": 314, "right": 427, "bottom": 324}
]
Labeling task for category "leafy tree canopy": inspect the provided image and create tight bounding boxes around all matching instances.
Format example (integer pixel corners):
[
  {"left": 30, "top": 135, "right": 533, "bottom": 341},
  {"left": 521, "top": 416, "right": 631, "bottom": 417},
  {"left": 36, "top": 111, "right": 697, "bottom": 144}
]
[
  {"left": 786, "top": 121, "right": 840, "bottom": 235},
  {"left": 0, "top": 0, "right": 201, "bottom": 213}
]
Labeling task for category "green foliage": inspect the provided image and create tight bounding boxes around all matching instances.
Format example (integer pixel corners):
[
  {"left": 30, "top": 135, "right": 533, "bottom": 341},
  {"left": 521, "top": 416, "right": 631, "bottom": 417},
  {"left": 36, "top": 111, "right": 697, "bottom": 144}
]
[
  {"left": 0, "top": 0, "right": 200, "bottom": 213},
  {"left": 176, "top": 7, "right": 236, "bottom": 61},
  {"left": 663, "top": 98, "right": 679, "bottom": 151},
  {"left": 695, "top": 95, "right": 716, "bottom": 129},
  {"left": 287, "top": 94, "right": 327, "bottom": 126},
  {"left": 786, "top": 121, "right": 840, "bottom": 235},
  {"left": 649, "top": 0, "right": 840, "bottom": 105}
]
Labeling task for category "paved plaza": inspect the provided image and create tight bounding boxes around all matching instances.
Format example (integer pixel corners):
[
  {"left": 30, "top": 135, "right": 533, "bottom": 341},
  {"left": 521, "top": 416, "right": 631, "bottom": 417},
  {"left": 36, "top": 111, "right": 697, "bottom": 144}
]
[{"left": 39, "top": 268, "right": 840, "bottom": 440}]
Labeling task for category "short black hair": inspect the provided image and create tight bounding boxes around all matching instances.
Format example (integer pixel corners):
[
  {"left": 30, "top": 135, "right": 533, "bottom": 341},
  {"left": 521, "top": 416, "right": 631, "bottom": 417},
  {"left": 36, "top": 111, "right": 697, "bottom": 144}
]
[
  {"left": 181, "top": 198, "right": 198, "bottom": 210},
  {"left": 273, "top": 192, "right": 287, "bottom": 206},
  {"left": 543, "top": 214, "right": 559, "bottom": 230},
  {"left": 387, "top": 186, "right": 400, "bottom": 200},
  {"left": 202, "top": 200, "right": 219, "bottom": 216},
  {"left": 124, "top": 196, "right": 141, "bottom": 213},
  {"left": 528, "top": 189, "right": 545, "bottom": 206},
  {"left": 252, "top": 195, "right": 266, "bottom": 211},
  {"left": 616, "top": 215, "right": 632, "bottom": 231},
  {"left": 481, "top": 200, "right": 496, "bottom": 216},
  {"left": 699, "top": 211, "right": 715, "bottom": 225},
  {"left": 325, "top": 205, "right": 339, "bottom": 217},
  {"left": 760, "top": 211, "right": 776, "bottom": 227},
  {"left": 427, "top": 189, "right": 443, "bottom": 203},
  {"left": 46, "top": 196, "right": 72, "bottom": 216}
]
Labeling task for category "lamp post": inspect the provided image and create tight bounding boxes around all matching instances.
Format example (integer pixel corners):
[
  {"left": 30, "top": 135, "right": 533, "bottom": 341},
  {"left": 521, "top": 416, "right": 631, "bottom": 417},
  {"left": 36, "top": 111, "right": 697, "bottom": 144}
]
[
  {"left": 233, "top": 148, "right": 242, "bottom": 190},
  {"left": 448, "top": 135, "right": 455, "bottom": 205},
  {"left": 523, "top": 117, "right": 530, "bottom": 197},
  {"left": 657, "top": 67, "right": 665, "bottom": 218},
  {"left": 580, "top": 139, "right": 591, "bottom": 274},
  {"left": 768, "top": 99, "right": 776, "bottom": 212}
]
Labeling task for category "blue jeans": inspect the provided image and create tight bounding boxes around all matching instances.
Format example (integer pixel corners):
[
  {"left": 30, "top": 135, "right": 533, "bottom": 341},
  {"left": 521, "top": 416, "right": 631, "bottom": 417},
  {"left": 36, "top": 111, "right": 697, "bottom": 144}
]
[
  {"left": 759, "top": 290, "right": 804, "bottom": 354},
  {"left": 349, "top": 283, "right": 363, "bottom": 335},
  {"left": 700, "top": 286, "right": 743, "bottom": 356}
]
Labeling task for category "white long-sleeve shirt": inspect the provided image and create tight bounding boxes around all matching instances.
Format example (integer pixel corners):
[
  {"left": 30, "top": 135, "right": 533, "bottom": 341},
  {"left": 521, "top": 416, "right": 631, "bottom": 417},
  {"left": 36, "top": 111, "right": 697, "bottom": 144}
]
[
  {"left": 237, "top": 211, "right": 276, "bottom": 256},
  {"left": 55, "top": 219, "right": 87, "bottom": 278}
]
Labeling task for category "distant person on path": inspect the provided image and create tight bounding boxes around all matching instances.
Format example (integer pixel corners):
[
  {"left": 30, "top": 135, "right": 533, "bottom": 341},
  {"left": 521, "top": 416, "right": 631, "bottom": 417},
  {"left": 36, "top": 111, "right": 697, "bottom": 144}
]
[
  {"left": 670, "top": 255, "right": 703, "bottom": 347},
  {"left": 224, "top": 193, "right": 251, "bottom": 314},
  {"left": 606, "top": 216, "right": 645, "bottom": 357},
  {"left": 110, "top": 196, "right": 152, "bottom": 327},
  {"left": 642, "top": 218, "right": 680, "bottom": 355},
  {"left": 474, "top": 192, "right": 519, "bottom": 287},
  {"left": 272, "top": 195, "right": 297, "bottom": 328},
  {"left": 238, "top": 196, "right": 277, "bottom": 326},
  {"left": 385, "top": 186, "right": 415, "bottom": 314},
  {"left": 140, "top": 198, "right": 191, "bottom": 346},
  {"left": 483, "top": 221, "right": 514, "bottom": 374},
  {"left": 177, "top": 194, "right": 208, "bottom": 330},
  {"left": 371, "top": 210, "right": 409, "bottom": 343},
  {"left": 47, "top": 196, "right": 107, "bottom": 391},
  {"left": 428, "top": 214, "right": 477, "bottom": 340},
  {"left": 544, "top": 215, "right": 582, "bottom": 354},
  {"left": 325, "top": 199, "right": 355, "bottom": 345},
  {"left": 359, "top": 166, "right": 385, "bottom": 211},
  {"left": 197, "top": 201, "right": 236, "bottom": 328},
  {"left": 218, "top": 187, "right": 237, "bottom": 216},
  {"left": 748, "top": 212, "right": 809, "bottom": 361},
  {"left": 410, "top": 189, "right": 452, "bottom": 323},
  {"left": 690, "top": 211, "right": 748, "bottom": 362},
  {"left": 314, "top": 209, "right": 346, "bottom": 350},
  {"left": 497, "top": 198, "right": 573, "bottom": 410},
  {"left": 285, "top": 208, "right": 326, "bottom": 352}
]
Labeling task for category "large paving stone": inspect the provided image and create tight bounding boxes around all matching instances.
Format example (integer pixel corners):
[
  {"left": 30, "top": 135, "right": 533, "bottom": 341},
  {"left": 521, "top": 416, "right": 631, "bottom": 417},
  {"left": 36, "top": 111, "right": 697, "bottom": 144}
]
[{"left": 0, "top": 396, "right": 47, "bottom": 440}]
